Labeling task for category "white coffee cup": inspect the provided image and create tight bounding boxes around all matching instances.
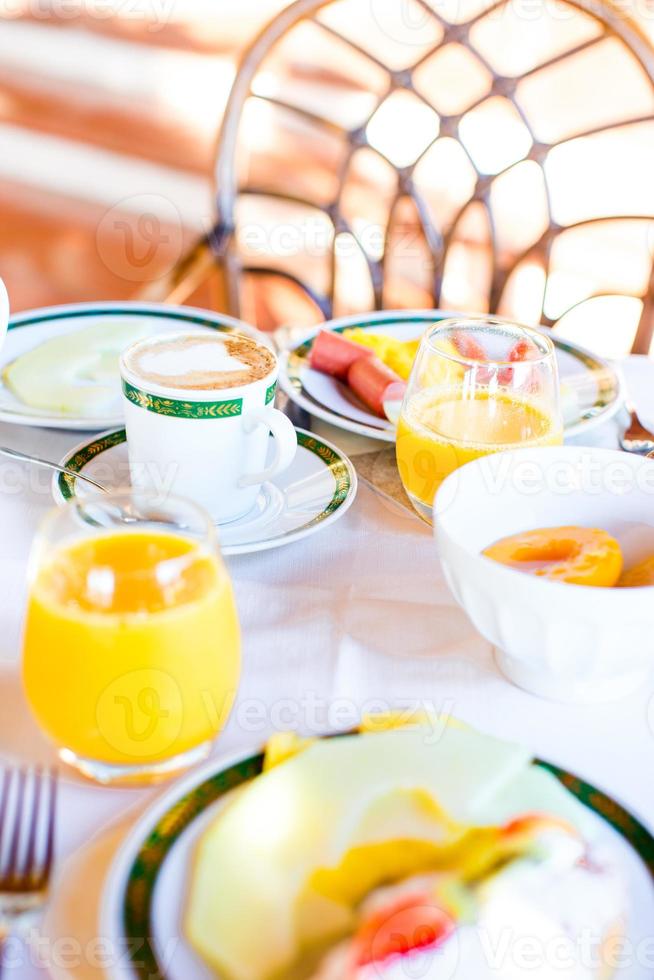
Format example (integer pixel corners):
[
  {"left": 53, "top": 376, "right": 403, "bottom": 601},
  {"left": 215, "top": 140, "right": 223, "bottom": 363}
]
[{"left": 120, "top": 331, "right": 297, "bottom": 524}]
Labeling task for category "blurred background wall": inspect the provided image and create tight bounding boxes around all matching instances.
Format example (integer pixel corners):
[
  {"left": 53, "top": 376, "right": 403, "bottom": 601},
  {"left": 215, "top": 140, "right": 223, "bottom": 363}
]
[
  {"left": 1, "top": 0, "right": 654, "bottom": 357},
  {"left": 0, "top": 1, "right": 287, "bottom": 311}
]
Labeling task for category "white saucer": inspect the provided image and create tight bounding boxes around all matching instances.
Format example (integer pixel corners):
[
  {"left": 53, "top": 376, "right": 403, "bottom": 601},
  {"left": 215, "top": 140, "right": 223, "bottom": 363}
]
[
  {"left": 0, "top": 301, "right": 263, "bottom": 431},
  {"left": 51, "top": 427, "right": 357, "bottom": 556}
]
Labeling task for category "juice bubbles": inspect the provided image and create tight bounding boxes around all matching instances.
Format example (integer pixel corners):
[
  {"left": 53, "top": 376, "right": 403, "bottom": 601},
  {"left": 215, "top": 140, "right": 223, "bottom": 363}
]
[{"left": 23, "top": 529, "right": 240, "bottom": 783}]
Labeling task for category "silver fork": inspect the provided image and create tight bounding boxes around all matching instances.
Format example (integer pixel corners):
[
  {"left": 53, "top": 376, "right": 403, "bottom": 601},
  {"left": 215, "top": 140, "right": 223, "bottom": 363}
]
[
  {"left": 619, "top": 401, "right": 654, "bottom": 455},
  {"left": 0, "top": 768, "right": 58, "bottom": 976}
]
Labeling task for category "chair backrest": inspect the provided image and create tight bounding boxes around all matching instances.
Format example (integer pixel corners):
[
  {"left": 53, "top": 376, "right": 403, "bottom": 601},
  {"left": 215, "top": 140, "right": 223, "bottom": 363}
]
[{"left": 200, "top": 0, "right": 654, "bottom": 352}]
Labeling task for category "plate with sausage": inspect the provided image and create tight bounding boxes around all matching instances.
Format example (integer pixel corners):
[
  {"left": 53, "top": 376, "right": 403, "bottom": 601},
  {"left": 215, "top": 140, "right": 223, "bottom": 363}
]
[{"left": 278, "top": 310, "right": 623, "bottom": 443}]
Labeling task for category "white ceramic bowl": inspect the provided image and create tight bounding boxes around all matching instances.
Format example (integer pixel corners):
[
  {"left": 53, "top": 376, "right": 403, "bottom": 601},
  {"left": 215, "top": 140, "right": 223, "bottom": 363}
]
[{"left": 434, "top": 446, "right": 654, "bottom": 703}]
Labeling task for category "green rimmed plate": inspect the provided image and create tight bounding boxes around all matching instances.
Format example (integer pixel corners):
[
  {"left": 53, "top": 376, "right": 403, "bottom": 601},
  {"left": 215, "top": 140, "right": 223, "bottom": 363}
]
[
  {"left": 51, "top": 427, "right": 357, "bottom": 556},
  {"left": 99, "top": 745, "right": 654, "bottom": 980},
  {"left": 278, "top": 310, "right": 623, "bottom": 442},
  {"left": 0, "top": 301, "right": 263, "bottom": 431}
]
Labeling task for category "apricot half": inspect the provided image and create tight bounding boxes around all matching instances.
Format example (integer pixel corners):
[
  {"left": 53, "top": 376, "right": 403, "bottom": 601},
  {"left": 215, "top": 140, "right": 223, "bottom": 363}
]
[
  {"left": 483, "top": 526, "right": 623, "bottom": 587},
  {"left": 619, "top": 555, "right": 654, "bottom": 588}
]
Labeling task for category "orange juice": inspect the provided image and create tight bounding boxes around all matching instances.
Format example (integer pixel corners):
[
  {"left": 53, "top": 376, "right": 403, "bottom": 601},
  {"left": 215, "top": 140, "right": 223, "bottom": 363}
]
[
  {"left": 23, "top": 531, "right": 240, "bottom": 771},
  {"left": 396, "top": 388, "right": 562, "bottom": 519}
]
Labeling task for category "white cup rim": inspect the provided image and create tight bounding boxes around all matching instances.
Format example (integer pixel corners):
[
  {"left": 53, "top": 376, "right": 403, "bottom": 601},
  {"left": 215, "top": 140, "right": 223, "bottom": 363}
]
[{"left": 119, "top": 331, "right": 278, "bottom": 401}]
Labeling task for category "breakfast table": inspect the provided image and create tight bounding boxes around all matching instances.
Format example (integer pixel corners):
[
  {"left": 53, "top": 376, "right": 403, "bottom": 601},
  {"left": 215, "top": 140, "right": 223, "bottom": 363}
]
[{"left": 1, "top": 350, "right": 653, "bottom": 979}]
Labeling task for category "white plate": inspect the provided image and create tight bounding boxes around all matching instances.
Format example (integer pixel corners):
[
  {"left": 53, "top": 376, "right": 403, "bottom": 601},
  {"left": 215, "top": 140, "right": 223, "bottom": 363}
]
[
  {"left": 51, "top": 427, "right": 357, "bottom": 556},
  {"left": 98, "top": 748, "right": 654, "bottom": 980},
  {"left": 279, "top": 310, "right": 624, "bottom": 442},
  {"left": 41, "top": 820, "right": 136, "bottom": 980},
  {"left": 0, "top": 302, "right": 263, "bottom": 431}
]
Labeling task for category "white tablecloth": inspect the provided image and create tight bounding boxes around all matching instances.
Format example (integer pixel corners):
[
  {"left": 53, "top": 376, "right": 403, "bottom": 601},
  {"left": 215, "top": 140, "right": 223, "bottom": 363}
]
[{"left": 2, "top": 356, "right": 654, "bottom": 978}]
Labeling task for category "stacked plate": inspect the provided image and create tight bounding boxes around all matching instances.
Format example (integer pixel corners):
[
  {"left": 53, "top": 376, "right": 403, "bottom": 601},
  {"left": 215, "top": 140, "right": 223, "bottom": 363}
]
[{"left": 279, "top": 310, "right": 623, "bottom": 442}]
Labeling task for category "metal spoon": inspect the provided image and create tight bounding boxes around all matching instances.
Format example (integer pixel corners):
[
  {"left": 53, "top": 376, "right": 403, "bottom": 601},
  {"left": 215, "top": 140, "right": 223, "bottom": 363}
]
[
  {"left": 0, "top": 445, "right": 109, "bottom": 493},
  {"left": 620, "top": 402, "right": 654, "bottom": 455},
  {"left": 0, "top": 446, "right": 184, "bottom": 530}
]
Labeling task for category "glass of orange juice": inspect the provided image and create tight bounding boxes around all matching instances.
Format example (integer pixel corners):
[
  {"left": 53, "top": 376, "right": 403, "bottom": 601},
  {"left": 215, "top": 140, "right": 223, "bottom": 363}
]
[
  {"left": 22, "top": 492, "right": 241, "bottom": 786},
  {"left": 396, "top": 317, "right": 563, "bottom": 524}
]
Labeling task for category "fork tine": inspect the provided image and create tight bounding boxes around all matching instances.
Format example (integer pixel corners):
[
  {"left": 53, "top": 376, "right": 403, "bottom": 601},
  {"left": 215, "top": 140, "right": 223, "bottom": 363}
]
[
  {"left": 4, "top": 768, "right": 26, "bottom": 884},
  {"left": 23, "top": 767, "right": 43, "bottom": 884},
  {"left": 39, "top": 769, "right": 58, "bottom": 888},
  {"left": 0, "top": 767, "right": 58, "bottom": 892},
  {"left": 0, "top": 768, "right": 11, "bottom": 847}
]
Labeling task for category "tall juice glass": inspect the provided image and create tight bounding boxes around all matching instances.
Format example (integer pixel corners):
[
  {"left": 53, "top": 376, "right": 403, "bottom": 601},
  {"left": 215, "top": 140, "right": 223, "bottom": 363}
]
[
  {"left": 22, "top": 492, "right": 241, "bottom": 786},
  {"left": 396, "top": 317, "right": 563, "bottom": 524}
]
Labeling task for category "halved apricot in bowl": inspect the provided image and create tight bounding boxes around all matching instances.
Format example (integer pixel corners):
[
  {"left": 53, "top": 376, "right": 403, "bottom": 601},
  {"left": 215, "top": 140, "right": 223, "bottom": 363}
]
[{"left": 483, "top": 526, "right": 623, "bottom": 587}]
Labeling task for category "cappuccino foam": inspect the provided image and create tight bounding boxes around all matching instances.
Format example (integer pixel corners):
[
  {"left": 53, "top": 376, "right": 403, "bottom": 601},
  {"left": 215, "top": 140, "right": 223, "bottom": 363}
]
[{"left": 124, "top": 333, "right": 276, "bottom": 391}]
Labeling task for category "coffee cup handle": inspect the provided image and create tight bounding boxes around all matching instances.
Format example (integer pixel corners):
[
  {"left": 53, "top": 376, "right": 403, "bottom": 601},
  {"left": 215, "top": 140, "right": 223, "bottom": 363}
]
[{"left": 238, "top": 407, "right": 298, "bottom": 488}]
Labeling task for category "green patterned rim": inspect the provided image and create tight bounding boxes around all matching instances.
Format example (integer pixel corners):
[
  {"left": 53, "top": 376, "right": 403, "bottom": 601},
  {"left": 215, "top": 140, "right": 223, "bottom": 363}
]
[
  {"left": 117, "top": 748, "right": 654, "bottom": 980},
  {"left": 7, "top": 304, "right": 245, "bottom": 334},
  {"left": 285, "top": 312, "right": 621, "bottom": 431},
  {"left": 121, "top": 381, "right": 278, "bottom": 420},
  {"left": 122, "top": 381, "right": 245, "bottom": 420},
  {"left": 55, "top": 429, "right": 353, "bottom": 538}
]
